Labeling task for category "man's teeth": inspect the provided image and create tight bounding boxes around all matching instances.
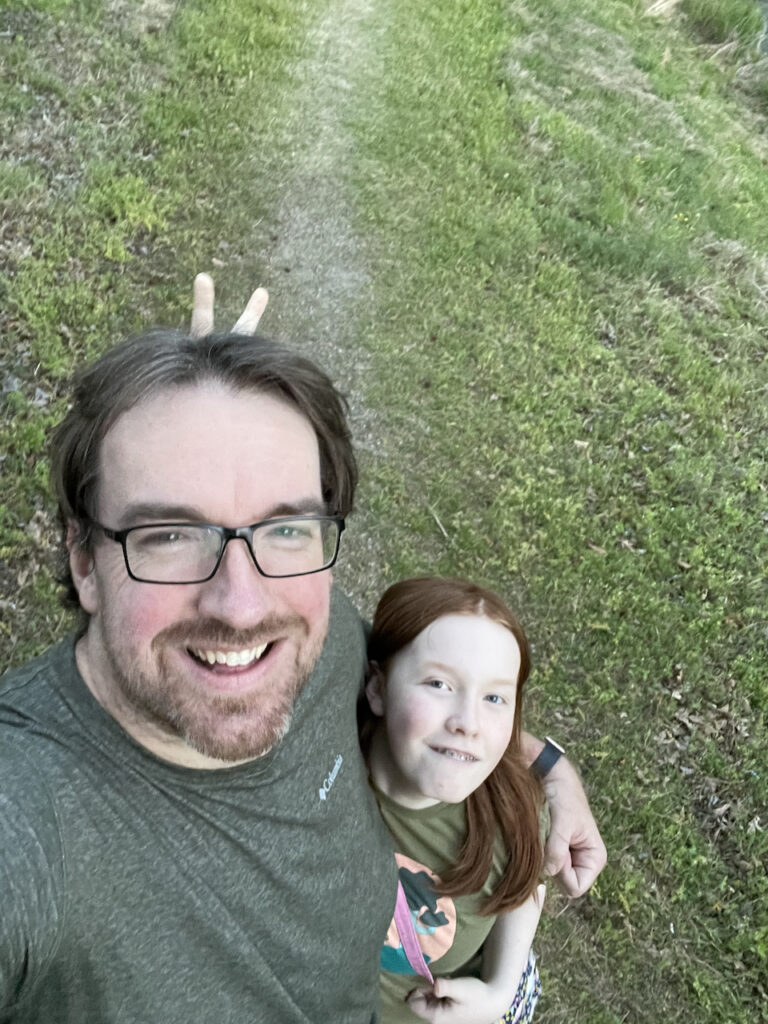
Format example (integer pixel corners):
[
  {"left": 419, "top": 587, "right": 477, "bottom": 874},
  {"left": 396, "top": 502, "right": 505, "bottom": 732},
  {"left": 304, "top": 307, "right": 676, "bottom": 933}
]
[
  {"left": 192, "top": 643, "right": 269, "bottom": 667},
  {"left": 434, "top": 747, "right": 478, "bottom": 762}
]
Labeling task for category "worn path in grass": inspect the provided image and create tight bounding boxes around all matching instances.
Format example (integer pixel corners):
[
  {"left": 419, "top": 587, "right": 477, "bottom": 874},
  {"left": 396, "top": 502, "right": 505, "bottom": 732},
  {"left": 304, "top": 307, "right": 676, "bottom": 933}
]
[{"left": 253, "top": 0, "right": 390, "bottom": 613}]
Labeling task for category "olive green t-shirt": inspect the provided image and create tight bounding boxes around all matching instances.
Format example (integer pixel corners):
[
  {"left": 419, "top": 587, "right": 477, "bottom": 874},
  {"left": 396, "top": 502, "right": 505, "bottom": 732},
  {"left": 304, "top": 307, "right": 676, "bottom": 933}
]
[
  {"left": 374, "top": 789, "right": 508, "bottom": 1024},
  {"left": 0, "top": 588, "right": 397, "bottom": 1024}
]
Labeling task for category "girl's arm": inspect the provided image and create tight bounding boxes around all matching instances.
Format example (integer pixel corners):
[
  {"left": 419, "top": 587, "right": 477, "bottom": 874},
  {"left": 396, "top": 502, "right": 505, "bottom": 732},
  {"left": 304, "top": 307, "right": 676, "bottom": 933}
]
[
  {"left": 481, "top": 883, "right": 544, "bottom": 1001},
  {"left": 406, "top": 885, "right": 545, "bottom": 1024}
]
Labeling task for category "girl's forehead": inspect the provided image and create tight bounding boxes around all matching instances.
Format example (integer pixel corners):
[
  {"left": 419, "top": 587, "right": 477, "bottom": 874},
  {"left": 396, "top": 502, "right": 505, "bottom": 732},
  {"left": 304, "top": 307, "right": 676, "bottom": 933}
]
[
  {"left": 410, "top": 614, "right": 520, "bottom": 662},
  {"left": 419, "top": 612, "right": 507, "bottom": 638}
]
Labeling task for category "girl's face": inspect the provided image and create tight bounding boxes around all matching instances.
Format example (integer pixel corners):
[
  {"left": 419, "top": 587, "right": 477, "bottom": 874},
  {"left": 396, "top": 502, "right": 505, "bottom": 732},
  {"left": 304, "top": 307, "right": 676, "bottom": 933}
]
[{"left": 366, "top": 614, "right": 520, "bottom": 809}]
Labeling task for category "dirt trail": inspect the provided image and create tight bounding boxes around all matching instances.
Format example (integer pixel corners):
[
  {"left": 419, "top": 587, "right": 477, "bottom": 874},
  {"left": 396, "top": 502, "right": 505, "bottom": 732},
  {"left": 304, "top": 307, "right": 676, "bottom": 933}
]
[{"left": 257, "top": 0, "right": 389, "bottom": 614}]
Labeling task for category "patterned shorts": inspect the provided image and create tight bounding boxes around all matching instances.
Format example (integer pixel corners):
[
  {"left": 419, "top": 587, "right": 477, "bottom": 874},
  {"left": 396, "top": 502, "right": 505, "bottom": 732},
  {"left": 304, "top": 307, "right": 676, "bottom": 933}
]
[{"left": 495, "top": 951, "right": 540, "bottom": 1024}]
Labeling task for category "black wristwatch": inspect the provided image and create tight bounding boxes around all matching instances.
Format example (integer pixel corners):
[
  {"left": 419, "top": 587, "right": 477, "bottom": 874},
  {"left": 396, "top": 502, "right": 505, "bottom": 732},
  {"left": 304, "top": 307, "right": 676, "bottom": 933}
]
[{"left": 530, "top": 736, "right": 565, "bottom": 780}]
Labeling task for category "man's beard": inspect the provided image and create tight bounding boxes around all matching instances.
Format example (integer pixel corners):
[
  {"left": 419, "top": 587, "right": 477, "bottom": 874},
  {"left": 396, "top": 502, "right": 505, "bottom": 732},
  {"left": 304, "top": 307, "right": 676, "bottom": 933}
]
[{"left": 101, "top": 613, "right": 324, "bottom": 761}]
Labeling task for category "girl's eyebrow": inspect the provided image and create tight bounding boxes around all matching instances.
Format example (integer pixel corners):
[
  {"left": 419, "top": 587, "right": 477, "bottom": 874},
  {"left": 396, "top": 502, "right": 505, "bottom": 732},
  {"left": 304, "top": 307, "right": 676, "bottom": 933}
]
[{"left": 421, "top": 660, "right": 517, "bottom": 688}]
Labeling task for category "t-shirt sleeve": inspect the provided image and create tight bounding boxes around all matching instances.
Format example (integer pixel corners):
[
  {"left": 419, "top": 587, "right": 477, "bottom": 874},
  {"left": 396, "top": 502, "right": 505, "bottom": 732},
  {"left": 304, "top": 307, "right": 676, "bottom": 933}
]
[{"left": 0, "top": 743, "right": 65, "bottom": 1015}]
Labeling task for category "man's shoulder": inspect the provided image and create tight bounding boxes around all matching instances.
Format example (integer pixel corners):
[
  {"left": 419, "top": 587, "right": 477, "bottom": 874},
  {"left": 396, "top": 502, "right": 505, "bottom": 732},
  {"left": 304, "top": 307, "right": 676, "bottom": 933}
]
[
  {"left": 327, "top": 586, "right": 366, "bottom": 650},
  {"left": 0, "top": 689, "right": 67, "bottom": 1018},
  {"left": 1, "top": 637, "right": 76, "bottom": 707},
  {"left": 0, "top": 638, "right": 83, "bottom": 786},
  {"left": 330, "top": 585, "right": 364, "bottom": 621},
  {"left": 300, "top": 587, "right": 366, "bottom": 705},
  {"left": 0, "top": 648, "right": 70, "bottom": 870}
]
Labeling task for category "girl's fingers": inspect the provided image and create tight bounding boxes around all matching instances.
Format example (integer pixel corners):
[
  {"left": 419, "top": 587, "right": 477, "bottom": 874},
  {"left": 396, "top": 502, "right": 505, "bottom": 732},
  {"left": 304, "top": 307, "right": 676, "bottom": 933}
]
[{"left": 406, "top": 988, "right": 436, "bottom": 1021}]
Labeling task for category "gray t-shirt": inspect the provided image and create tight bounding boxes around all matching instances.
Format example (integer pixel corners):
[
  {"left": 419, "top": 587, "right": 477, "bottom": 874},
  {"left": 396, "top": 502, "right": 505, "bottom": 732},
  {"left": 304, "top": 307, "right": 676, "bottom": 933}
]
[{"left": 0, "top": 588, "right": 396, "bottom": 1023}]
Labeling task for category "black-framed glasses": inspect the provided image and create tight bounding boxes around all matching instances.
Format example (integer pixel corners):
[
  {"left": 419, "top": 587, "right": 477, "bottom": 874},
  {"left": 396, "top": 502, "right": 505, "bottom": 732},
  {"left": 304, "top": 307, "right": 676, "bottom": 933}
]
[{"left": 92, "top": 515, "right": 345, "bottom": 584}]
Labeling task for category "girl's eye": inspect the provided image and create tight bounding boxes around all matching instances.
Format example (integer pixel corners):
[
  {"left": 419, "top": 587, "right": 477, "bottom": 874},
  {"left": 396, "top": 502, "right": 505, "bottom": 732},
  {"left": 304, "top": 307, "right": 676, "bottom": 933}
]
[
  {"left": 484, "top": 694, "right": 505, "bottom": 705},
  {"left": 426, "top": 679, "right": 447, "bottom": 690}
]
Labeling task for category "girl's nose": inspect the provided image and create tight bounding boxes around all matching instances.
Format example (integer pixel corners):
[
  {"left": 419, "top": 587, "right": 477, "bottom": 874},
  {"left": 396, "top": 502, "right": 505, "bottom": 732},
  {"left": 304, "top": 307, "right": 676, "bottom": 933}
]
[{"left": 446, "top": 699, "right": 479, "bottom": 736}]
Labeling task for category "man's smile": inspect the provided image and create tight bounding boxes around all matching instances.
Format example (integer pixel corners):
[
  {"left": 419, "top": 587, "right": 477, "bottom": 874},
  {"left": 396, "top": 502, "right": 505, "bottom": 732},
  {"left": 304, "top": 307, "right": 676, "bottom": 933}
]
[
  {"left": 179, "top": 637, "right": 288, "bottom": 692},
  {"left": 189, "top": 642, "right": 271, "bottom": 667}
]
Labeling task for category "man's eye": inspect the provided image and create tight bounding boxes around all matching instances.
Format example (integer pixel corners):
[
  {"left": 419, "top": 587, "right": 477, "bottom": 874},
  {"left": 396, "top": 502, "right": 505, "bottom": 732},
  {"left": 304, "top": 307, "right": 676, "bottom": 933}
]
[
  {"left": 136, "top": 529, "right": 195, "bottom": 550},
  {"left": 266, "top": 523, "right": 314, "bottom": 544}
]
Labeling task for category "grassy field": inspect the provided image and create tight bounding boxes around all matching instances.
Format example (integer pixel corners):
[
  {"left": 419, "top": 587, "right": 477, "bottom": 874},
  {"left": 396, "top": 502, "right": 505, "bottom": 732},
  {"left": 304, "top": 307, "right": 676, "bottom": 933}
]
[{"left": 1, "top": 0, "right": 767, "bottom": 1021}]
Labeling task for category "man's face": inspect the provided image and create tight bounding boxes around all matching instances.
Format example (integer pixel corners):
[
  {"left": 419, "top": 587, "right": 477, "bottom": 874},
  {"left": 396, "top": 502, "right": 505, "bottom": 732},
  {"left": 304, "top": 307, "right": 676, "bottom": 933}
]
[{"left": 72, "top": 383, "right": 332, "bottom": 766}]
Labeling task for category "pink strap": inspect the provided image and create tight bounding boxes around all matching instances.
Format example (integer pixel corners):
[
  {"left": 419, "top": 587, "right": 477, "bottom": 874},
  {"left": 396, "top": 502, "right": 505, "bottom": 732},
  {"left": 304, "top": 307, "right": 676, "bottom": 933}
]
[{"left": 394, "top": 880, "right": 434, "bottom": 983}]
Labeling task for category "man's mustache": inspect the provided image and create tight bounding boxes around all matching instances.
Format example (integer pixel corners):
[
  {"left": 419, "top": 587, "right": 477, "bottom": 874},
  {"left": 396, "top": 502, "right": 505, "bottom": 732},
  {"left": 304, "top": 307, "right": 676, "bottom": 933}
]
[{"left": 153, "top": 614, "right": 308, "bottom": 650}]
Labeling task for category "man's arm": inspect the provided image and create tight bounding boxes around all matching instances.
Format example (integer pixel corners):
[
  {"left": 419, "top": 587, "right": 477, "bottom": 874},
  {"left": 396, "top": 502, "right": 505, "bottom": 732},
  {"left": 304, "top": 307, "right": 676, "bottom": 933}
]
[{"left": 521, "top": 732, "right": 607, "bottom": 897}]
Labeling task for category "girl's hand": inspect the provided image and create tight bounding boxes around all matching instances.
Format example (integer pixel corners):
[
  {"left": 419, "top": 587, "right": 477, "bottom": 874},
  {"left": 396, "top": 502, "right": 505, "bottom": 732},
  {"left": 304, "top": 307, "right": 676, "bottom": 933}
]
[
  {"left": 190, "top": 273, "right": 269, "bottom": 338},
  {"left": 406, "top": 976, "right": 510, "bottom": 1024},
  {"left": 407, "top": 885, "right": 545, "bottom": 1024}
]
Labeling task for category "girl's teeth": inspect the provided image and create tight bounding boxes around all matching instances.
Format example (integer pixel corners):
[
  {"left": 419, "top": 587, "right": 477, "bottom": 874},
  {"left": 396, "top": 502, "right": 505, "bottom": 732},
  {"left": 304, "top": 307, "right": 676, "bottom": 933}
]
[{"left": 437, "top": 748, "right": 477, "bottom": 762}]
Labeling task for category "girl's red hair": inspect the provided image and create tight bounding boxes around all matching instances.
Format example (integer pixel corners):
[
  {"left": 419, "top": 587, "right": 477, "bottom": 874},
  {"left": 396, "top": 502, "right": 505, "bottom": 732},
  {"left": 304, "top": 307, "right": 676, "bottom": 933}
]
[{"left": 364, "top": 576, "right": 543, "bottom": 914}]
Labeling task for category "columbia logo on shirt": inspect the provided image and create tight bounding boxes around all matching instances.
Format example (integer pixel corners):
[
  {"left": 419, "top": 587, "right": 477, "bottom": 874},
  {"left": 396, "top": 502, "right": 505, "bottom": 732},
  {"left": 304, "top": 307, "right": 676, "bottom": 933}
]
[{"left": 318, "top": 754, "right": 343, "bottom": 800}]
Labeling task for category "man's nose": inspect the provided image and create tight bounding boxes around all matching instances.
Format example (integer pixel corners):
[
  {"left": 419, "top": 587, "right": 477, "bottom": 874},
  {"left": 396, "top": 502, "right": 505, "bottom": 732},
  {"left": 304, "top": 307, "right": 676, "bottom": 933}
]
[{"left": 196, "top": 536, "right": 273, "bottom": 627}]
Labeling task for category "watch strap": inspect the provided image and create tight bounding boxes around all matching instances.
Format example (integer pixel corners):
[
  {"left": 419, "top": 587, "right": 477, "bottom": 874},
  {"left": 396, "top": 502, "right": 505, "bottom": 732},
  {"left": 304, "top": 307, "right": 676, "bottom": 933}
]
[{"left": 530, "top": 736, "right": 565, "bottom": 780}]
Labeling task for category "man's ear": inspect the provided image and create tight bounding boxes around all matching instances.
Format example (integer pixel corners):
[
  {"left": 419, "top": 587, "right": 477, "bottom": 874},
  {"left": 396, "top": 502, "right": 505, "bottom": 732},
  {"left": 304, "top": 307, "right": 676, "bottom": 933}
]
[
  {"left": 66, "top": 521, "right": 98, "bottom": 615},
  {"left": 365, "top": 661, "right": 386, "bottom": 717}
]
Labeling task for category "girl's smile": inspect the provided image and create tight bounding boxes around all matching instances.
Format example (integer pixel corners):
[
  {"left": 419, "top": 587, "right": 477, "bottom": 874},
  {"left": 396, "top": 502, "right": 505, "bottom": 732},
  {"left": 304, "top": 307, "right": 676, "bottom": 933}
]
[
  {"left": 430, "top": 745, "right": 478, "bottom": 762},
  {"left": 366, "top": 614, "right": 520, "bottom": 808}
]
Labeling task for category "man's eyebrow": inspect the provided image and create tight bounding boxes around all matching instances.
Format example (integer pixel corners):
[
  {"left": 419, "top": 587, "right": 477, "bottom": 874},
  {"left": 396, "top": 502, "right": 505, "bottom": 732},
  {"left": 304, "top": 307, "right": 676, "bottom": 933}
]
[
  {"left": 118, "top": 499, "right": 328, "bottom": 528},
  {"left": 267, "top": 499, "right": 328, "bottom": 518},
  {"left": 119, "top": 503, "right": 207, "bottom": 526}
]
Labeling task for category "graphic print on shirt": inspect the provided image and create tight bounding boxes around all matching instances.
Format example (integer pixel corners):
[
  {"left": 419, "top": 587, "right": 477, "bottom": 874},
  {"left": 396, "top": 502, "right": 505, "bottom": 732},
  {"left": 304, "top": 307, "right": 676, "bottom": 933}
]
[{"left": 381, "top": 853, "right": 457, "bottom": 974}]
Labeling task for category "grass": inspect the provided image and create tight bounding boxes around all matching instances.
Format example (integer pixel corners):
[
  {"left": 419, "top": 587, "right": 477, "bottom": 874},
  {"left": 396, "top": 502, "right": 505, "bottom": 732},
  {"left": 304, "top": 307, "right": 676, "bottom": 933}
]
[
  {"left": 346, "top": 0, "right": 768, "bottom": 1020},
  {"left": 1, "top": 0, "right": 767, "bottom": 1021},
  {"left": 681, "top": 0, "right": 765, "bottom": 50}
]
